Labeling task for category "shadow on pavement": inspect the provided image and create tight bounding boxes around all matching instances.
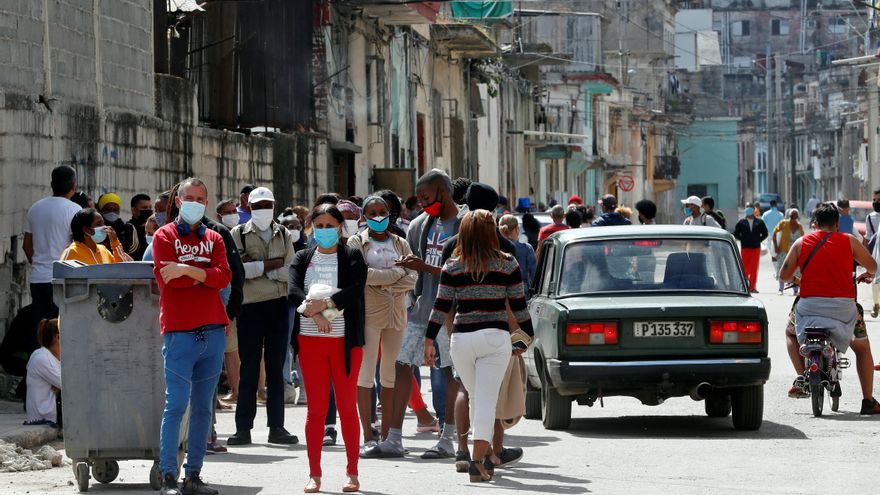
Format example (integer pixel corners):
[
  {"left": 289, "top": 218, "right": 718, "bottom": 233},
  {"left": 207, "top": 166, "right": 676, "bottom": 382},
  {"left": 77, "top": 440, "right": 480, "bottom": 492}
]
[
  {"left": 503, "top": 434, "right": 560, "bottom": 448},
  {"left": 564, "top": 415, "right": 808, "bottom": 440},
  {"left": 84, "top": 483, "right": 260, "bottom": 495},
  {"left": 488, "top": 469, "right": 591, "bottom": 494},
  {"left": 808, "top": 411, "right": 880, "bottom": 422},
  {"left": 207, "top": 452, "right": 295, "bottom": 464}
]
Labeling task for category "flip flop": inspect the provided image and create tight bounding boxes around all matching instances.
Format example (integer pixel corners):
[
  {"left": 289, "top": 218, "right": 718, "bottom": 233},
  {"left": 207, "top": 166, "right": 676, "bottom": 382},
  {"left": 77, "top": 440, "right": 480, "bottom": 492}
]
[
  {"left": 359, "top": 442, "right": 405, "bottom": 459},
  {"left": 420, "top": 445, "right": 454, "bottom": 459}
]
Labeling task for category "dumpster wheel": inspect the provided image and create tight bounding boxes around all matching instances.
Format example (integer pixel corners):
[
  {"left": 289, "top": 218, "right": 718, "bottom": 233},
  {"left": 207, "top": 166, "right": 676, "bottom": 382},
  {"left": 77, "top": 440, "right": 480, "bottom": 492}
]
[
  {"left": 75, "top": 462, "right": 90, "bottom": 492},
  {"left": 92, "top": 460, "right": 119, "bottom": 484},
  {"left": 149, "top": 463, "right": 161, "bottom": 491}
]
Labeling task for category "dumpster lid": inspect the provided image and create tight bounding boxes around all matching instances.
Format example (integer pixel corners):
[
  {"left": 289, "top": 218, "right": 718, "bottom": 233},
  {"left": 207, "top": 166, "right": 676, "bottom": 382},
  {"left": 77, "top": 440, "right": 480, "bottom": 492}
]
[{"left": 52, "top": 260, "right": 156, "bottom": 280}]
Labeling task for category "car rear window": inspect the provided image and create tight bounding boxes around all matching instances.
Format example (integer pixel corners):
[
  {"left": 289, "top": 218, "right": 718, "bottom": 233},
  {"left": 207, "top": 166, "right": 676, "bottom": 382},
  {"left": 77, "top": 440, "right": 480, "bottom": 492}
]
[{"left": 557, "top": 238, "right": 748, "bottom": 295}]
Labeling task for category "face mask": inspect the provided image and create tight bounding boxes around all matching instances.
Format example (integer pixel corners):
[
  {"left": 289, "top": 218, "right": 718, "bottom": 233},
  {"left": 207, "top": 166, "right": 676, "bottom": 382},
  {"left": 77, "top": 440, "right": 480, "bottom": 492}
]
[
  {"left": 103, "top": 212, "right": 120, "bottom": 223},
  {"left": 145, "top": 235, "right": 153, "bottom": 245},
  {"left": 366, "top": 216, "right": 390, "bottom": 233},
  {"left": 873, "top": 201, "right": 880, "bottom": 213},
  {"left": 343, "top": 219, "right": 360, "bottom": 238},
  {"left": 314, "top": 227, "right": 339, "bottom": 249},
  {"left": 683, "top": 207, "right": 691, "bottom": 217},
  {"left": 179, "top": 201, "right": 206, "bottom": 225},
  {"left": 251, "top": 209, "right": 274, "bottom": 231},
  {"left": 155, "top": 212, "right": 166, "bottom": 226},
  {"left": 745, "top": 207, "right": 755, "bottom": 217},
  {"left": 91, "top": 227, "right": 107, "bottom": 244},
  {"left": 138, "top": 209, "right": 153, "bottom": 222},
  {"left": 423, "top": 197, "right": 443, "bottom": 218},
  {"left": 288, "top": 229, "right": 301, "bottom": 243},
  {"left": 220, "top": 213, "right": 240, "bottom": 229}
]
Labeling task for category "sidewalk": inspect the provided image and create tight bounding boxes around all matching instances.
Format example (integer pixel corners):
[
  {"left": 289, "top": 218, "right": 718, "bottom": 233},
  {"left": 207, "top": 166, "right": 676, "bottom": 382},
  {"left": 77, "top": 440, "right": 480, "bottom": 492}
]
[{"left": 0, "top": 400, "right": 59, "bottom": 450}]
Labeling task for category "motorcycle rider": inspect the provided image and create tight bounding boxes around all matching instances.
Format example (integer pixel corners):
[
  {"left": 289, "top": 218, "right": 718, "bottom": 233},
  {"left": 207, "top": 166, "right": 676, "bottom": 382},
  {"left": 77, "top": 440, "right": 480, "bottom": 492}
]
[{"left": 779, "top": 202, "right": 880, "bottom": 414}]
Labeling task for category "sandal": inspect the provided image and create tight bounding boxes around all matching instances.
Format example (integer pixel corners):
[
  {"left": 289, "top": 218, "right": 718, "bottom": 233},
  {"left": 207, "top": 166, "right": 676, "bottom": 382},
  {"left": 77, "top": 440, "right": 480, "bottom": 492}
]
[
  {"left": 468, "top": 460, "right": 491, "bottom": 482},
  {"left": 420, "top": 444, "right": 454, "bottom": 459},
  {"left": 455, "top": 450, "right": 471, "bottom": 473},
  {"left": 416, "top": 418, "right": 440, "bottom": 433},
  {"left": 342, "top": 476, "right": 360, "bottom": 493},
  {"left": 304, "top": 477, "right": 320, "bottom": 493}
]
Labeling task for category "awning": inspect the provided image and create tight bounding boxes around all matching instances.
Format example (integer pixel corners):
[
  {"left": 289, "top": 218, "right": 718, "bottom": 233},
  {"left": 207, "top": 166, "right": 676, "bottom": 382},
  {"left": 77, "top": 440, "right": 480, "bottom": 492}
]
[{"left": 330, "top": 141, "right": 363, "bottom": 154}]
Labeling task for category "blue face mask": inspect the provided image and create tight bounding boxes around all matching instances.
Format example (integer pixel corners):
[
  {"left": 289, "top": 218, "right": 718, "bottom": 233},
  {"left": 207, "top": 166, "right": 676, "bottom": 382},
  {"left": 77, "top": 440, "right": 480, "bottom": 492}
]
[
  {"left": 155, "top": 212, "right": 166, "bottom": 226},
  {"left": 179, "top": 201, "right": 206, "bottom": 225},
  {"left": 314, "top": 227, "right": 340, "bottom": 249},
  {"left": 145, "top": 235, "right": 153, "bottom": 245},
  {"left": 683, "top": 206, "right": 692, "bottom": 217},
  {"left": 366, "top": 216, "right": 390, "bottom": 233},
  {"left": 745, "top": 207, "right": 755, "bottom": 217},
  {"left": 91, "top": 227, "right": 107, "bottom": 244}
]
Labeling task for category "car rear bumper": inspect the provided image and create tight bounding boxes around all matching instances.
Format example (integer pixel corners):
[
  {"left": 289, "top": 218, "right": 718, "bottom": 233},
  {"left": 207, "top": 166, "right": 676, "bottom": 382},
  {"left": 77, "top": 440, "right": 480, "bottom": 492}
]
[{"left": 546, "top": 357, "right": 771, "bottom": 396}]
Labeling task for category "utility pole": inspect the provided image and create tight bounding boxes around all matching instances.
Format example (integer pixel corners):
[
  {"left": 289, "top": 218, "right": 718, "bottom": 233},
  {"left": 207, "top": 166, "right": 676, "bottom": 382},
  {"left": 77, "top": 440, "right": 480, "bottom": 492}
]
[
  {"left": 789, "top": 73, "right": 797, "bottom": 208},
  {"left": 765, "top": 44, "right": 772, "bottom": 197},
  {"left": 775, "top": 54, "right": 784, "bottom": 196},
  {"left": 799, "top": 0, "right": 807, "bottom": 54}
]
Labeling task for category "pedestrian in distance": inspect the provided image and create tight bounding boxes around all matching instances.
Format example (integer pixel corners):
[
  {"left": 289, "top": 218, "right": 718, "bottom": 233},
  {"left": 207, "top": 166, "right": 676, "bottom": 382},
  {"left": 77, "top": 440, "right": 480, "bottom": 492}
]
[
  {"left": 347, "top": 195, "right": 418, "bottom": 452},
  {"left": 565, "top": 209, "right": 582, "bottom": 228},
  {"left": 127, "top": 193, "right": 153, "bottom": 260},
  {"left": 538, "top": 205, "right": 569, "bottom": 242},
  {"left": 151, "top": 177, "right": 232, "bottom": 495},
  {"left": 60, "top": 208, "right": 131, "bottom": 264},
  {"left": 520, "top": 213, "right": 541, "bottom": 251},
  {"left": 682, "top": 195, "right": 721, "bottom": 228},
  {"left": 837, "top": 198, "right": 863, "bottom": 243},
  {"left": 733, "top": 203, "right": 769, "bottom": 293},
  {"left": 425, "top": 209, "right": 534, "bottom": 483},
  {"left": 237, "top": 185, "right": 255, "bottom": 224},
  {"left": 806, "top": 193, "right": 820, "bottom": 219},
  {"left": 635, "top": 199, "right": 657, "bottom": 225},
  {"left": 762, "top": 200, "right": 784, "bottom": 253},
  {"left": 154, "top": 192, "right": 171, "bottom": 227},
  {"left": 701, "top": 196, "right": 726, "bottom": 229},
  {"left": 289, "top": 203, "right": 367, "bottom": 494},
  {"left": 97, "top": 192, "right": 140, "bottom": 260},
  {"left": 24, "top": 318, "right": 61, "bottom": 427},
  {"left": 228, "top": 187, "right": 299, "bottom": 447},
  {"left": 593, "top": 194, "right": 631, "bottom": 226},
  {"left": 23, "top": 165, "right": 81, "bottom": 326},
  {"left": 865, "top": 189, "right": 880, "bottom": 318},
  {"left": 771, "top": 209, "right": 804, "bottom": 295},
  {"left": 498, "top": 214, "right": 537, "bottom": 294}
]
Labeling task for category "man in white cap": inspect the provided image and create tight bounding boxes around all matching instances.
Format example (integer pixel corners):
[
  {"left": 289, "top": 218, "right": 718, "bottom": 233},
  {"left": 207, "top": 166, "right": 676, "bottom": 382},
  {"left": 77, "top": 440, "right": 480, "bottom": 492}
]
[
  {"left": 682, "top": 195, "right": 721, "bottom": 228},
  {"left": 227, "top": 186, "right": 299, "bottom": 446}
]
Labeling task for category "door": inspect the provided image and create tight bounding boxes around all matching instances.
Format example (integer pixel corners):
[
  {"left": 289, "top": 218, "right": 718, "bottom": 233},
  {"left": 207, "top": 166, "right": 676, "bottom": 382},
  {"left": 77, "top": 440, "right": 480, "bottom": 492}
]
[{"left": 332, "top": 152, "right": 355, "bottom": 197}]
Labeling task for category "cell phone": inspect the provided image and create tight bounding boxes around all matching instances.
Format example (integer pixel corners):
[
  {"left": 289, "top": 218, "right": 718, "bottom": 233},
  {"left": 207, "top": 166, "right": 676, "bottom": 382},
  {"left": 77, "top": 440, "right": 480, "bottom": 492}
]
[{"left": 512, "top": 340, "right": 528, "bottom": 352}]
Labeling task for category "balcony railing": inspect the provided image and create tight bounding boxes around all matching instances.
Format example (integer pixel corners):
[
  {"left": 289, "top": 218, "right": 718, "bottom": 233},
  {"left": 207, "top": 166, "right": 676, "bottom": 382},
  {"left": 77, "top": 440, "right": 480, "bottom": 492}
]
[{"left": 654, "top": 155, "right": 681, "bottom": 180}]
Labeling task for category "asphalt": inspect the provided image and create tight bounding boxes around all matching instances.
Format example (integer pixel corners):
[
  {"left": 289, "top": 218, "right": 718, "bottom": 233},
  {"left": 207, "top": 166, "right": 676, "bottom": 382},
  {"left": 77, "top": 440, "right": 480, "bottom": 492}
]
[{"left": 4, "top": 253, "right": 880, "bottom": 494}]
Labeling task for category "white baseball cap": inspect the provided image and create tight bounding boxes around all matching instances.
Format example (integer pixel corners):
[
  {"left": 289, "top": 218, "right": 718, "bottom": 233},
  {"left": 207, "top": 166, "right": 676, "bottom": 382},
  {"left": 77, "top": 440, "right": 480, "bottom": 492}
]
[
  {"left": 248, "top": 186, "right": 275, "bottom": 204},
  {"left": 680, "top": 195, "right": 702, "bottom": 207}
]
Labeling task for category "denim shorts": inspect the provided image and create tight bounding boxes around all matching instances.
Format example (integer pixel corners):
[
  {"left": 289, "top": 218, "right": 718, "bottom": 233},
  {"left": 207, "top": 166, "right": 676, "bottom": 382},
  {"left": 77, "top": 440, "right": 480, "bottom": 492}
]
[{"left": 396, "top": 320, "right": 452, "bottom": 368}]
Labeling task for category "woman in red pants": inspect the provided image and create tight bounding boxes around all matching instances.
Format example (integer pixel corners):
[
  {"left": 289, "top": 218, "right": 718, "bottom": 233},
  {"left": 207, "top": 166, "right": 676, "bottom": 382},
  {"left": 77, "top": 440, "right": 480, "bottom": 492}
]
[{"left": 289, "top": 203, "right": 367, "bottom": 493}]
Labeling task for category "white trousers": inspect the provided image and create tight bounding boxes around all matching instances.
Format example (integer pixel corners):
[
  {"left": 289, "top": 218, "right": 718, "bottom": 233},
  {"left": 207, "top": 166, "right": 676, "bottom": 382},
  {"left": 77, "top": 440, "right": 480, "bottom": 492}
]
[{"left": 450, "top": 329, "right": 512, "bottom": 442}]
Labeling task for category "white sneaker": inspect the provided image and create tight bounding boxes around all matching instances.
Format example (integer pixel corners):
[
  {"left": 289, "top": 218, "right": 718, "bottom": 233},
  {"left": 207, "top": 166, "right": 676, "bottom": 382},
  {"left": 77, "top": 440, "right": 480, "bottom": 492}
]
[{"left": 777, "top": 290, "right": 783, "bottom": 295}]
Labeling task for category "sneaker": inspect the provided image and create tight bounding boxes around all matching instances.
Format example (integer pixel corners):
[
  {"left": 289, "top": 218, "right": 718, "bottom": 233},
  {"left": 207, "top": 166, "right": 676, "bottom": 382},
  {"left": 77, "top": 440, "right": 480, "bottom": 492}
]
[
  {"left": 322, "top": 427, "right": 337, "bottom": 446},
  {"left": 777, "top": 290, "right": 783, "bottom": 296},
  {"left": 205, "top": 440, "right": 228, "bottom": 455},
  {"left": 226, "top": 430, "right": 252, "bottom": 446},
  {"left": 495, "top": 447, "right": 524, "bottom": 467},
  {"left": 416, "top": 418, "right": 440, "bottom": 433},
  {"left": 268, "top": 426, "right": 299, "bottom": 445},
  {"left": 181, "top": 472, "right": 219, "bottom": 495},
  {"left": 787, "top": 376, "right": 809, "bottom": 399},
  {"left": 359, "top": 440, "right": 378, "bottom": 456},
  {"left": 161, "top": 474, "right": 181, "bottom": 495},
  {"left": 284, "top": 383, "right": 298, "bottom": 404},
  {"left": 860, "top": 398, "right": 880, "bottom": 415},
  {"left": 359, "top": 439, "right": 405, "bottom": 458}
]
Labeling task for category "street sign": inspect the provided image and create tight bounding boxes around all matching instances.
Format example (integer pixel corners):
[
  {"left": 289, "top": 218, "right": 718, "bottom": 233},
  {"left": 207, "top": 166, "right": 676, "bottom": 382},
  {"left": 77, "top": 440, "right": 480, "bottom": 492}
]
[{"left": 618, "top": 175, "right": 634, "bottom": 192}]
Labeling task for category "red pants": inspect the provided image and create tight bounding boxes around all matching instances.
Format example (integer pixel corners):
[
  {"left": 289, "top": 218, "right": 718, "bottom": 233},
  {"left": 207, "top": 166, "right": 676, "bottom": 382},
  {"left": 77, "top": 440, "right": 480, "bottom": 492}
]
[
  {"left": 409, "top": 375, "right": 428, "bottom": 412},
  {"left": 741, "top": 247, "right": 760, "bottom": 291},
  {"left": 298, "top": 336, "right": 362, "bottom": 477}
]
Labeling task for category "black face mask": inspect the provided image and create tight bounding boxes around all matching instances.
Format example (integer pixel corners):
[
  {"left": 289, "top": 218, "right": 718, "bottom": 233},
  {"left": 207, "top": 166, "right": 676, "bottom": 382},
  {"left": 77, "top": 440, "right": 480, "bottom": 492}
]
[
  {"left": 138, "top": 209, "right": 153, "bottom": 222},
  {"left": 873, "top": 201, "right": 880, "bottom": 213}
]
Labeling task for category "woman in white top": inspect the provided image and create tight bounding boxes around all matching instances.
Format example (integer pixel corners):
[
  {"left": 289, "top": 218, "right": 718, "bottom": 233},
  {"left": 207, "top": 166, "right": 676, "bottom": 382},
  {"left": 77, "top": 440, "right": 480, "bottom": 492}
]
[
  {"left": 347, "top": 196, "right": 417, "bottom": 451},
  {"left": 25, "top": 318, "right": 62, "bottom": 426}
]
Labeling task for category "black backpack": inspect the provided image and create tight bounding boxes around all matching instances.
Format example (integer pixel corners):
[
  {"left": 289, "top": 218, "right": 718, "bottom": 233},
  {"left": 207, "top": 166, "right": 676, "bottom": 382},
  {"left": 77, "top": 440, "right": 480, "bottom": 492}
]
[{"left": 708, "top": 210, "right": 727, "bottom": 230}]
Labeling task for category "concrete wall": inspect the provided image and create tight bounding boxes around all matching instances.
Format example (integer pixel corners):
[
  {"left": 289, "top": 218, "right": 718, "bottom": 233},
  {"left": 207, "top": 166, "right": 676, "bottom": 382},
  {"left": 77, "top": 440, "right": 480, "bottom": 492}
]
[{"left": 676, "top": 118, "right": 740, "bottom": 218}]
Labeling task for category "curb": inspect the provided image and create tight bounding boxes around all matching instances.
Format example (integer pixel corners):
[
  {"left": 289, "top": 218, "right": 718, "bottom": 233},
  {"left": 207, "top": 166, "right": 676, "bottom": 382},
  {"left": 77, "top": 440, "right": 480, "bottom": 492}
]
[{"left": 1, "top": 426, "right": 60, "bottom": 450}]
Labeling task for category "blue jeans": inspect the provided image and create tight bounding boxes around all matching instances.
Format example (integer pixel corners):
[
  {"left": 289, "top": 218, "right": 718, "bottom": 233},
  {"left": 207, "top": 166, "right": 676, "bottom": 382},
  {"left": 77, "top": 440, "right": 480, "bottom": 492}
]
[
  {"left": 160, "top": 325, "right": 225, "bottom": 477},
  {"left": 283, "top": 306, "right": 295, "bottom": 385}
]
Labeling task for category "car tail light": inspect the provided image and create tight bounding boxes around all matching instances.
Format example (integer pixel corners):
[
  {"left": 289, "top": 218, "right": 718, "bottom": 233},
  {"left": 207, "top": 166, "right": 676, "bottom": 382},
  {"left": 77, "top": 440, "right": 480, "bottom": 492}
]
[
  {"left": 566, "top": 322, "right": 618, "bottom": 345},
  {"left": 709, "top": 320, "right": 763, "bottom": 344}
]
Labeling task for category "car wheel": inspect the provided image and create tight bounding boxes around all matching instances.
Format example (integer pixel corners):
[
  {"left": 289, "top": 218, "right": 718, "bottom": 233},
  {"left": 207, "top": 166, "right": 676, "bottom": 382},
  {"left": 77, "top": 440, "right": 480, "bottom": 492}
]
[
  {"left": 524, "top": 381, "right": 542, "bottom": 420},
  {"left": 540, "top": 365, "right": 571, "bottom": 430},
  {"left": 704, "top": 392, "right": 731, "bottom": 418},
  {"left": 731, "top": 385, "right": 763, "bottom": 431}
]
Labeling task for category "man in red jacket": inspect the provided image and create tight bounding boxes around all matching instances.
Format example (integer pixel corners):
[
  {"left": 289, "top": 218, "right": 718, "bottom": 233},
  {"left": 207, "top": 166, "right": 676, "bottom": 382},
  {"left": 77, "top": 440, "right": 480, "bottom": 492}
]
[{"left": 152, "top": 178, "right": 232, "bottom": 495}]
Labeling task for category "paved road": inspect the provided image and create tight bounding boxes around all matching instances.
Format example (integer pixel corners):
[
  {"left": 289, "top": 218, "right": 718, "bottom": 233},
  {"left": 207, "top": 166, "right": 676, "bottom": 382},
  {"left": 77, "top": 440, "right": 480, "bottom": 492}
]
[{"left": 6, "top": 255, "right": 880, "bottom": 494}]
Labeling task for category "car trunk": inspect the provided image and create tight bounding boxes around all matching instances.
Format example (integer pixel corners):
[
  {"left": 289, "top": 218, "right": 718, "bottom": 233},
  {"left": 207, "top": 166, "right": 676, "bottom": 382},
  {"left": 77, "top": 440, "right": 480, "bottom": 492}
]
[{"left": 556, "top": 293, "right": 769, "bottom": 360}]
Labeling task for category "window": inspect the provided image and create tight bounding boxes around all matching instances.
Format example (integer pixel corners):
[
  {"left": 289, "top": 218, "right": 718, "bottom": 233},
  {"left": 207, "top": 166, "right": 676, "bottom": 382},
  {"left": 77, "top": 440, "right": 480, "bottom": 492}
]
[
  {"left": 557, "top": 239, "right": 748, "bottom": 295},
  {"left": 539, "top": 245, "right": 556, "bottom": 295},
  {"left": 828, "top": 18, "right": 847, "bottom": 35},
  {"left": 771, "top": 19, "right": 789, "bottom": 36},
  {"left": 732, "top": 20, "right": 750, "bottom": 37}
]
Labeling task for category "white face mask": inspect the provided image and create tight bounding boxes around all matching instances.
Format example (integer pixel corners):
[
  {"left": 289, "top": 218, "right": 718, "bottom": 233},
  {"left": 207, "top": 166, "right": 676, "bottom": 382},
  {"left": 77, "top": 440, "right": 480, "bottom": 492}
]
[
  {"left": 288, "top": 229, "right": 301, "bottom": 243},
  {"left": 343, "top": 219, "right": 360, "bottom": 238},
  {"left": 251, "top": 209, "right": 274, "bottom": 231},
  {"left": 220, "top": 213, "right": 240, "bottom": 229}
]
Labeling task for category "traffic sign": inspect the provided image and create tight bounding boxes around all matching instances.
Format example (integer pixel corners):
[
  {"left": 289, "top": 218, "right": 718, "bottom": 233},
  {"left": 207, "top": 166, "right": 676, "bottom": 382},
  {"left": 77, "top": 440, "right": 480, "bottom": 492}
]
[{"left": 618, "top": 175, "right": 634, "bottom": 192}]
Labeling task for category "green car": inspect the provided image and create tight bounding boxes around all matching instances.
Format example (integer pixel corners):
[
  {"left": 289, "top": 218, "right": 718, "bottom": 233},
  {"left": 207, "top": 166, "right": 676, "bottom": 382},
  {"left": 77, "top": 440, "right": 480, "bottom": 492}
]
[{"left": 525, "top": 225, "right": 770, "bottom": 431}]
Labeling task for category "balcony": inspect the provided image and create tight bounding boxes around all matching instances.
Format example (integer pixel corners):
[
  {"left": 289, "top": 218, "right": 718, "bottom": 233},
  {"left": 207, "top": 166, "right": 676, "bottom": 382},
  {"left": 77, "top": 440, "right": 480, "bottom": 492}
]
[
  {"left": 654, "top": 155, "right": 681, "bottom": 180},
  {"left": 431, "top": 22, "right": 498, "bottom": 58},
  {"left": 352, "top": 0, "right": 439, "bottom": 25}
]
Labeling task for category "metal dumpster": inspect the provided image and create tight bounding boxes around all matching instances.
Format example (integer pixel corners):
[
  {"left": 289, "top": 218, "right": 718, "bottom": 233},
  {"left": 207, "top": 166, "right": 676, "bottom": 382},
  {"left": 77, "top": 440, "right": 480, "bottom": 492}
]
[{"left": 53, "top": 260, "right": 186, "bottom": 492}]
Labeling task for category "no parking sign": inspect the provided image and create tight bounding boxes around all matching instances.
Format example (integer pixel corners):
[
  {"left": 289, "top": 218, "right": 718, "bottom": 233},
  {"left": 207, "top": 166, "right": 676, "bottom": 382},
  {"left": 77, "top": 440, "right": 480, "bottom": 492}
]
[{"left": 617, "top": 175, "right": 634, "bottom": 192}]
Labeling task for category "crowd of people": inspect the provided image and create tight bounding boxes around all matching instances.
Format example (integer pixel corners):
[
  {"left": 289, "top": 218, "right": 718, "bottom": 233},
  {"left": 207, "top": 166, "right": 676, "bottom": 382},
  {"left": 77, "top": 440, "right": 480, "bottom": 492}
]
[{"left": 15, "top": 163, "right": 880, "bottom": 493}]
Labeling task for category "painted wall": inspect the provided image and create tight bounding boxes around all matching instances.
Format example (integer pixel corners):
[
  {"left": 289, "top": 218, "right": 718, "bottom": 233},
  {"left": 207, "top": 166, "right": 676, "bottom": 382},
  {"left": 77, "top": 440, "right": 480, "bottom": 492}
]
[{"left": 676, "top": 118, "right": 740, "bottom": 218}]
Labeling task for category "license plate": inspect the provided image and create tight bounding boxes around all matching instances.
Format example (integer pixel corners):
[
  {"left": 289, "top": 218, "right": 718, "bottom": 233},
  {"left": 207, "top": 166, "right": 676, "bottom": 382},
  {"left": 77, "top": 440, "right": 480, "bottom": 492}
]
[{"left": 633, "top": 321, "right": 695, "bottom": 338}]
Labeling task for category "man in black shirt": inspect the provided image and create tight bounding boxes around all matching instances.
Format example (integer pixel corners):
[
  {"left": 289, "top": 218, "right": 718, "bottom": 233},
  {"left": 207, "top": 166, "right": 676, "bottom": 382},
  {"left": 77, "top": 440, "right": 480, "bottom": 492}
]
[
  {"left": 127, "top": 193, "right": 152, "bottom": 260},
  {"left": 733, "top": 203, "right": 768, "bottom": 293}
]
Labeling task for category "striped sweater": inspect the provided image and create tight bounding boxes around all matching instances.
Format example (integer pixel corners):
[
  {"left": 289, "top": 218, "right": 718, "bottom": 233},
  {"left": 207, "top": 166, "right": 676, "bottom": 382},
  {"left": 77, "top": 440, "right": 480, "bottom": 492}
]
[{"left": 427, "top": 256, "right": 533, "bottom": 340}]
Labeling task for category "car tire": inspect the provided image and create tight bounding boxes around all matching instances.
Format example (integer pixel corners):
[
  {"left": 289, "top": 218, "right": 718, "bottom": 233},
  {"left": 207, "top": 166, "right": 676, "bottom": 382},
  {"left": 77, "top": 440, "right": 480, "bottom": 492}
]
[
  {"left": 540, "top": 365, "right": 571, "bottom": 430},
  {"left": 731, "top": 385, "right": 763, "bottom": 431},
  {"left": 704, "top": 393, "right": 731, "bottom": 418},
  {"left": 525, "top": 381, "right": 542, "bottom": 420}
]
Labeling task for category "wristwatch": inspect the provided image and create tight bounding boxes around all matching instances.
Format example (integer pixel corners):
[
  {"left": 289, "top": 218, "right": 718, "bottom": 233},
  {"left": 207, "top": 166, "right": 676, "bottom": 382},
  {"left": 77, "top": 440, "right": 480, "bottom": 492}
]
[{"left": 323, "top": 297, "right": 335, "bottom": 309}]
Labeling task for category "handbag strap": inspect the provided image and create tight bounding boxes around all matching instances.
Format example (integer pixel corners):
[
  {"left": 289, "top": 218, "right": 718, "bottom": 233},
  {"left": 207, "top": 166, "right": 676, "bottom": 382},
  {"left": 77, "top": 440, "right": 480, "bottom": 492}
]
[{"left": 801, "top": 232, "right": 832, "bottom": 274}]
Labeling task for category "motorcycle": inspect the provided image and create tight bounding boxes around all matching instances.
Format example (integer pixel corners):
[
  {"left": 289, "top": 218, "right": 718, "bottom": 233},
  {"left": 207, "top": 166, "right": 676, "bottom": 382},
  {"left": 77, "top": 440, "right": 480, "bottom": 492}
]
[{"left": 799, "top": 327, "right": 849, "bottom": 417}]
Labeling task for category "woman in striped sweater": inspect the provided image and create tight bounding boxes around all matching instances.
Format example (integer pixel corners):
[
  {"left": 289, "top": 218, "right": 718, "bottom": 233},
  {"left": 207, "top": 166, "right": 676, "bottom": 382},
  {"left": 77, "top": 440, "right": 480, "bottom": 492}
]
[{"left": 424, "top": 209, "right": 533, "bottom": 483}]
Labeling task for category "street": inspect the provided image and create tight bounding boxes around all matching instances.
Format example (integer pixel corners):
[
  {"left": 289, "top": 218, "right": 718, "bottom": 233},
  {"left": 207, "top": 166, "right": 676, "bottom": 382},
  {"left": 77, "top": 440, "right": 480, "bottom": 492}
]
[{"left": 5, "top": 253, "right": 880, "bottom": 495}]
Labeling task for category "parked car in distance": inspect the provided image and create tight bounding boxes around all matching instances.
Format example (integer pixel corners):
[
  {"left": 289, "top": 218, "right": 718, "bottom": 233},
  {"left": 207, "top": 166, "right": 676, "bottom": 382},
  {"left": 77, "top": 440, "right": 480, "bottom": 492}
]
[
  {"left": 850, "top": 200, "right": 871, "bottom": 238},
  {"left": 756, "top": 193, "right": 784, "bottom": 213},
  {"left": 525, "top": 225, "right": 770, "bottom": 431}
]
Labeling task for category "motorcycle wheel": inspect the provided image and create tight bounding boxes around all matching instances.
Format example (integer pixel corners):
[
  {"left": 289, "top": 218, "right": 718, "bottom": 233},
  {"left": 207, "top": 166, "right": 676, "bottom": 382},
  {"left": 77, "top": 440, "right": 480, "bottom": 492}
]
[
  {"left": 810, "top": 377, "right": 824, "bottom": 417},
  {"left": 830, "top": 382, "right": 841, "bottom": 412}
]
